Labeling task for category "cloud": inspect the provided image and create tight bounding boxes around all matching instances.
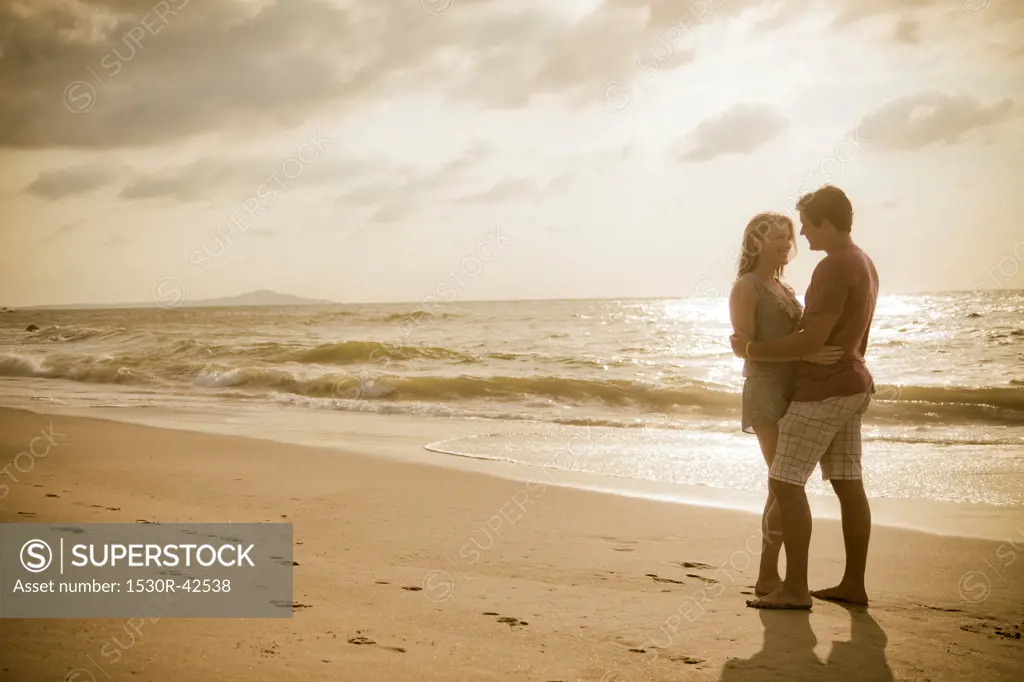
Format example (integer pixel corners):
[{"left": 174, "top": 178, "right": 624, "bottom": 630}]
[
  {"left": 752, "top": 1, "right": 810, "bottom": 32},
  {"left": 44, "top": 218, "right": 87, "bottom": 243},
  {"left": 829, "top": 0, "right": 938, "bottom": 28},
  {"left": 27, "top": 164, "right": 121, "bottom": 199},
  {"left": 893, "top": 18, "right": 920, "bottom": 45},
  {"left": 675, "top": 103, "right": 789, "bottom": 162},
  {"left": 742, "top": 0, "right": 1024, "bottom": 52},
  {"left": 452, "top": 173, "right": 570, "bottom": 204},
  {"left": 0, "top": 0, "right": 452, "bottom": 148},
  {"left": 337, "top": 143, "right": 491, "bottom": 210},
  {"left": 454, "top": 178, "right": 538, "bottom": 204},
  {"left": 119, "top": 153, "right": 373, "bottom": 203},
  {"left": 369, "top": 200, "right": 416, "bottom": 224},
  {"left": 0, "top": 0, "right": 720, "bottom": 150},
  {"left": 120, "top": 159, "right": 261, "bottom": 202},
  {"left": 855, "top": 91, "right": 1017, "bottom": 151},
  {"left": 985, "top": 0, "right": 1024, "bottom": 25}
]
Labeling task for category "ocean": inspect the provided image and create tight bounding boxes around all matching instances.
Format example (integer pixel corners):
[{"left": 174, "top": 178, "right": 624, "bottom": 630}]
[{"left": 1, "top": 291, "right": 1022, "bottom": 508}]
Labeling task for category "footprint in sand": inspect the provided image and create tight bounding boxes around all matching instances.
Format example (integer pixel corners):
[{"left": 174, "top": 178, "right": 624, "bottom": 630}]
[
  {"left": 629, "top": 647, "right": 704, "bottom": 666},
  {"left": 960, "top": 620, "right": 1018, "bottom": 639},
  {"left": 676, "top": 561, "right": 714, "bottom": 569},
  {"left": 348, "top": 631, "right": 406, "bottom": 652},
  {"left": 686, "top": 573, "right": 720, "bottom": 584},
  {"left": 600, "top": 536, "right": 638, "bottom": 552},
  {"left": 645, "top": 573, "right": 685, "bottom": 585},
  {"left": 349, "top": 636, "right": 376, "bottom": 645},
  {"left": 964, "top": 620, "right": 1023, "bottom": 641}
]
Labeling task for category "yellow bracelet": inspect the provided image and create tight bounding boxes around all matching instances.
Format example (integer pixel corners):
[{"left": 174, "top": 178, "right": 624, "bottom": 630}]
[{"left": 745, "top": 341, "right": 753, "bottom": 359}]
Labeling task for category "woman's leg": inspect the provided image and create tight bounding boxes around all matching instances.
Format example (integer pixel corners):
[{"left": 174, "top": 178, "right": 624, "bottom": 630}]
[{"left": 753, "top": 425, "right": 784, "bottom": 596}]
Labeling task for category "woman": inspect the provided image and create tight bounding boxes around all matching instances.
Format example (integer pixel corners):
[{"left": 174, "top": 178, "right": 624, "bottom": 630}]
[{"left": 728, "top": 212, "right": 840, "bottom": 597}]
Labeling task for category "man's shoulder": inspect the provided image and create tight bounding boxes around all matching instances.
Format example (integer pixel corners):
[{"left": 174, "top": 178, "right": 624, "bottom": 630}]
[
  {"left": 810, "top": 251, "right": 842, "bottom": 278},
  {"left": 847, "top": 246, "right": 877, "bottom": 277},
  {"left": 822, "top": 245, "right": 874, "bottom": 271},
  {"left": 850, "top": 244, "right": 874, "bottom": 263}
]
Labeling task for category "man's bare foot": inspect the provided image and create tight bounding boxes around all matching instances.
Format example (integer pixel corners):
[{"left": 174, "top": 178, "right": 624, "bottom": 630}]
[
  {"left": 810, "top": 584, "right": 869, "bottom": 606},
  {"left": 754, "top": 576, "right": 783, "bottom": 597},
  {"left": 746, "top": 587, "right": 812, "bottom": 610}
]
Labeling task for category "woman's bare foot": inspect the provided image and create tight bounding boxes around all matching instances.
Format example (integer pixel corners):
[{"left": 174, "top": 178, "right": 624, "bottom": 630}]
[
  {"left": 754, "top": 576, "right": 783, "bottom": 597},
  {"left": 746, "top": 587, "right": 813, "bottom": 610},
  {"left": 810, "top": 584, "right": 869, "bottom": 606}
]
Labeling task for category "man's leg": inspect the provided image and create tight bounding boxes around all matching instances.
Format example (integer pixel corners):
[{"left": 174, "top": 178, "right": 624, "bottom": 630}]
[
  {"left": 747, "top": 400, "right": 845, "bottom": 610},
  {"left": 811, "top": 479, "right": 871, "bottom": 605},
  {"left": 812, "top": 395, "right": 872, "bottom": 605}
]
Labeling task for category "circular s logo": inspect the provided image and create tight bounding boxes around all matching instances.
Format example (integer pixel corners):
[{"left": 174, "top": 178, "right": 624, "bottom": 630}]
[
  {"left": 600, "top": 80, "right": 633, "bottom": 114},
  {"left": 957, "top": 571, "right": 991, "bottom": 604},
  {"left": 153, "top": 276, "right": 186, "bottom": 310},
  {"left": 689, "top": 274, "right": 722, "bottom": 311},
  {"left": 20, "top": 539, "right": 53, "bottom": 573},
  {"left": 873, "top": 384, "right": 901, "bottom": 401},
  {"left": 959, "top": 0, "right": 991, "bottom": 15},
  {"left": 421, "top": 569, "right": 455, "bottom": 603},
  {"left": 422, "top": 0, "right": 454, "bottom": 16},
  {"left": 63, "top": 81, "right": 97, "bottom": 114}
]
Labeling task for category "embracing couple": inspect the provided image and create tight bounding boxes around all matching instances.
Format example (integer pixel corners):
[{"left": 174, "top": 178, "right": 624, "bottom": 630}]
[{"left": 729, "top": 185, "right": 879, "bottom": 610}]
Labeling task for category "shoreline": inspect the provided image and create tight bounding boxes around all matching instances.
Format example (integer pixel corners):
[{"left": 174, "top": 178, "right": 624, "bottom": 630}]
[{"left": 1, "top": 396, "right": 1021, "bottom": 542}]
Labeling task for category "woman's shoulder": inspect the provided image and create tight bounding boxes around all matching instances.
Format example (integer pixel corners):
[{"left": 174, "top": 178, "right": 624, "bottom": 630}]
[
  {"left": 730, "top": 274, "right": 761, "bottom": 298},
  {"left": 732, "top": 273, "right": 761, "bottom": 289}
]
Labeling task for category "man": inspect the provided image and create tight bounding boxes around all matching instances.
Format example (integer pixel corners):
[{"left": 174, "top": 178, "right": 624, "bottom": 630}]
[{"left": 731, "top": 185, "right": 879, "bottom": 609}]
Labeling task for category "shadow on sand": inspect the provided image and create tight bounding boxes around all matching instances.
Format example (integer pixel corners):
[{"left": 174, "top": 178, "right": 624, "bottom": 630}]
[{"left": 720, "top": 605, "right": 894, "bottom": 681}]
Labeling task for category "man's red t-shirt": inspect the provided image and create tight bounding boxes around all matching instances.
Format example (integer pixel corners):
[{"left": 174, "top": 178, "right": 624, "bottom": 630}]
[{"left": 793, "top": 245, "right": 879, "bottom": 402}]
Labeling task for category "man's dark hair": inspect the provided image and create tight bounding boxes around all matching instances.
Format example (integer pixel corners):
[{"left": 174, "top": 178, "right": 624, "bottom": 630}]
[{"left": 796, "top": 185, "right": 854, "bottom": 233}]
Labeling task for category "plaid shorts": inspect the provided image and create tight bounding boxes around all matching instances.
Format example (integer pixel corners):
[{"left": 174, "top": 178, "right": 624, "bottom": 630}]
[{"left": 769, "top": 393, "right": 871, "bottom": 485}]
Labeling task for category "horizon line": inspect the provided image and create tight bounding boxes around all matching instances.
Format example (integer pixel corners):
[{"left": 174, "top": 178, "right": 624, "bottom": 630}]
[{"left": 7, "top": 287, "right": 1023, "bottom": 311}]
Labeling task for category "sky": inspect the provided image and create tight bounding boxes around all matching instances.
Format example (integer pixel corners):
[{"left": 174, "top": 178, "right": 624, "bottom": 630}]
[{"left": 0, "top": 0, "right": 1022, "bottom": 307}]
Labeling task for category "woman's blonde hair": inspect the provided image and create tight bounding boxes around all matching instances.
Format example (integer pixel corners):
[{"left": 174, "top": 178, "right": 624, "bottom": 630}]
[{"left": 736, "top": 212, "right": 796, "bottom": 281}]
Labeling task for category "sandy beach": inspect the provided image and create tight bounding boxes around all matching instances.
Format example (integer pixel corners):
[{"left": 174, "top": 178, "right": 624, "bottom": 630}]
[{"left": 0, "top": 407, "right": 1021, "bottom": 681}]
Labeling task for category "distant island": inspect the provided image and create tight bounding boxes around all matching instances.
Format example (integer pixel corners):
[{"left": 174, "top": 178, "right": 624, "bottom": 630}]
[{"left": 19, "top": 290, "right": 335, "bottom": 310}]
